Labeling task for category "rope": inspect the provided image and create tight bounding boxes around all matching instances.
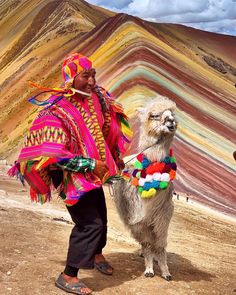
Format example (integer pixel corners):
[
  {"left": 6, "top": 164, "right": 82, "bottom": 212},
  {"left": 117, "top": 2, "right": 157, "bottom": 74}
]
[
  {"left": 109, "top": 141, "right": 161, "bottom": 198},
  {"left": 124, "top": 140, "right": 160, "bottom": 165}
]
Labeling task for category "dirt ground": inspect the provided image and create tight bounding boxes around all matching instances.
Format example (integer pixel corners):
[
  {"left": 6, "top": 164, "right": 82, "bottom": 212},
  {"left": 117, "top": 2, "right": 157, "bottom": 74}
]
[{"left": 0, "top": 172, "right": 236, "bottom": 295}]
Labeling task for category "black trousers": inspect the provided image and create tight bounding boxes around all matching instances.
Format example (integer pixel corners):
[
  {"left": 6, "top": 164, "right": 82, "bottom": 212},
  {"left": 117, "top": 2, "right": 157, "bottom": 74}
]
[{"left": 66, "top": 187, "right": 107, "bottom": 269}]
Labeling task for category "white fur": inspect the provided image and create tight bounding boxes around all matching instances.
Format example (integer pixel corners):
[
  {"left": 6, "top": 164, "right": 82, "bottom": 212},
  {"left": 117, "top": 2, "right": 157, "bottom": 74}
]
[{"left": 113, "top": 95, "right": 177, "bottom": 280}]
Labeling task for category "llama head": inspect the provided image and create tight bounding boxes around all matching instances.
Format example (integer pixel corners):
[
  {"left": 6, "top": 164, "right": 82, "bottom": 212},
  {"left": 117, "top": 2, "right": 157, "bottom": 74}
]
[{"left": 137, "top": 96, "right": 177, "bottom": 145}]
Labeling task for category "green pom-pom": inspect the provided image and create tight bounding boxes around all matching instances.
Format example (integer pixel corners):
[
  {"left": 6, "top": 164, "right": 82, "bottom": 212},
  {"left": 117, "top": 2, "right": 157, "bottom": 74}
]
[
  {"left": 170, "top": 157, "right": 176, "bottom": 163},
  {"left": 160, "top": 181, "right": 168, "bottom": 189},
  {"left": 136, "top": 171, "right": 141, "bottom": 179},
  {"left": 133, "top": 161, "right": 143, "bottom": 169},
  {"left": 138, "top": 187, "right": 143, "bottom": 193}
]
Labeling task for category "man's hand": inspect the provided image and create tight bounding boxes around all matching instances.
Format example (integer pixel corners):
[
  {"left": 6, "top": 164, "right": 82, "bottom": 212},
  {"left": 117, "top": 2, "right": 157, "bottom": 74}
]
[{"left": 93, "top": 160, "right": 108, "bottom": 180}]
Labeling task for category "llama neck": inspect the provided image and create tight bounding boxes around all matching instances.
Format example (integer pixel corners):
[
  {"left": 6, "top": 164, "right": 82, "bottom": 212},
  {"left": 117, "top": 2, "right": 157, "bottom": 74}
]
[{"left": 139, "top": 133, "right": 173, "bottom": 162}]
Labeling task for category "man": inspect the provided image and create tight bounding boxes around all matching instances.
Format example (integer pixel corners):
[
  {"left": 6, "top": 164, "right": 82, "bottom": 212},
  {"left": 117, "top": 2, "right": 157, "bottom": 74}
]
[{"left": 10, "top": 53, "right": 132, "bottom": 294}]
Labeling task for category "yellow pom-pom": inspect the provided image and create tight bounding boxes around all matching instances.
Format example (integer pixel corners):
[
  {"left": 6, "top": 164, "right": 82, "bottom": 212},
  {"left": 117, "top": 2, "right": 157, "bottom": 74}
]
[{"left": 141, "top": 188, "right": 156, "bottom": 198}]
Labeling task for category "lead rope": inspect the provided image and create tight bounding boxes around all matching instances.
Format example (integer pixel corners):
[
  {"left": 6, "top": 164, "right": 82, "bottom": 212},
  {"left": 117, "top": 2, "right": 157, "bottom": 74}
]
[
  {"left": 108, "top": 140, "right": 160, "bottom": 198},
  {"left": 124, "top": 139, "right": 160, "bottom": 165}
]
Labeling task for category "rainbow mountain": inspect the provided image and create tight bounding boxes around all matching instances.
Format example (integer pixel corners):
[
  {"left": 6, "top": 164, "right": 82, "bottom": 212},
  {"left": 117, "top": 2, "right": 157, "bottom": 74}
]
[{"left": 0, "top": 0, "right": 235, "bottom": 215}]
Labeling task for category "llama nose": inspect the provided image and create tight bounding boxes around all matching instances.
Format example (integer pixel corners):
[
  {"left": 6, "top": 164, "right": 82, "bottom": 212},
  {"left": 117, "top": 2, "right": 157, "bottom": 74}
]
[{"left": 165, "top": 116, "right": 174, "bottom": 123}]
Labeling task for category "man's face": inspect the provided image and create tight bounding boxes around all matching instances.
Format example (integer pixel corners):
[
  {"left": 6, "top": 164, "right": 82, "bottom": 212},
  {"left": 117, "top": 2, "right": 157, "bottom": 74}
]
[{"left": 73, "top": 68, "right": 96, "bottom": 94}]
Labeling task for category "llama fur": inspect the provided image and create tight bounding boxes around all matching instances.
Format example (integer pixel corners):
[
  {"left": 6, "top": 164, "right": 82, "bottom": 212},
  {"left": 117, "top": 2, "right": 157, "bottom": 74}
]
[{"left": 113, "top": 95, "right": 177, "bottom": 280}]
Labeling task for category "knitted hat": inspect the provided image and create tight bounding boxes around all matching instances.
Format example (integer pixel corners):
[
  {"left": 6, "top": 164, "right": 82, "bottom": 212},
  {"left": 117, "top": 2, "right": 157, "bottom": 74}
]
[
  {"left": 62, "top": 53, "right": 93, "bottom": 88},
  {"left": 28, "top": 53, "right": 93, "bottom": 106}
]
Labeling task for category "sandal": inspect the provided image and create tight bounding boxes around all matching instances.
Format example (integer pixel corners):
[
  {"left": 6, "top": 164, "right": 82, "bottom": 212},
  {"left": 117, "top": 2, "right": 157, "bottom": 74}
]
[
  {"left": 94, "top": 260, "right": 113, "bottom": 275},
  {"left": 55, "top": 273, "right": 92, "bottom": 294}
]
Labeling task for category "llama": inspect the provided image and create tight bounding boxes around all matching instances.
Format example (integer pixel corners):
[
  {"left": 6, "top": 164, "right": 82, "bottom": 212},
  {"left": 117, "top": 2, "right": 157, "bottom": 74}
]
[{"left": 113, "top": 96, "right": 177, "bottom": 280}]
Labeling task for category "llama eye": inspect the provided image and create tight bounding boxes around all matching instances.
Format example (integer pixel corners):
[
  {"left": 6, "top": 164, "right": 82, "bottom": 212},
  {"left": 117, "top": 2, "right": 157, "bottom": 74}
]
[{"left": 149, "top": 114, "right": 160, "bottom": 120}]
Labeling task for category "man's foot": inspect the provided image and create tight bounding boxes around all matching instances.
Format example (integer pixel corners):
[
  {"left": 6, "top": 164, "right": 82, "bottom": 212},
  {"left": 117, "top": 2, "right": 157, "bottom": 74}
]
[
  {"left": 94, "top": 254, "right": 113, "bottom": 275},
  {"left": 55, "top": 273, "right": 92, "bottom": 294}
]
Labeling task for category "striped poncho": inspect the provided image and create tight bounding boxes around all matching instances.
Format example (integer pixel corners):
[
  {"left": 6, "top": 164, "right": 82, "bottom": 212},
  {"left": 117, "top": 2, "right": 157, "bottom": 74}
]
[{"left": 10, "top": 88, "right": 132, "bottom": 205}]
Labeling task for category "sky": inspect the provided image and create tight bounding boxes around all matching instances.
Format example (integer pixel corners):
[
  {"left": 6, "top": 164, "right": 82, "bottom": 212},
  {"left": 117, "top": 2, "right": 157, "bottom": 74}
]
[{"left": 87, "top": 0, "right": 236, "bottom": 36}]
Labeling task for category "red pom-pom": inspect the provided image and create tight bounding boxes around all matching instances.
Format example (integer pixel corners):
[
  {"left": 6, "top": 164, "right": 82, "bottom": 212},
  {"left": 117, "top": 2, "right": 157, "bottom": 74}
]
[
  {"left": 136, "top": 153, "right": 144, "bottom": 162},
  {"left": 140, "top": 170, "right": 147, "bottom": 178},
  {"left": 146, "top": 163, "right": 156, "bottom": 174},
  {"left": 146, "top": 162, "right": 164, "bottom": 174},
  {"left": 162, "top": 164, "right": 172, "bottom": 173}
]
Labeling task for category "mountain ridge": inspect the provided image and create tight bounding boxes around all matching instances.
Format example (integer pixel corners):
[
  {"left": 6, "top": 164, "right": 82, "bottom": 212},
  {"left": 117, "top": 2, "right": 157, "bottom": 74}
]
[{"left": 0, "top": 2, "right": 235, "bottom": 216}]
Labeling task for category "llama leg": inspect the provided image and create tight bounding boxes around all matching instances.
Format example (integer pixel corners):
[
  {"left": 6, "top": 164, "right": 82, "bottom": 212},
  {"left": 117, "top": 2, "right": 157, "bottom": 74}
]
[
  {"left": 143, "top": 248, "right": 155, "bottom": 277},
  {"left": 155, "top": 249, "right": 172, "bottom": 281}
]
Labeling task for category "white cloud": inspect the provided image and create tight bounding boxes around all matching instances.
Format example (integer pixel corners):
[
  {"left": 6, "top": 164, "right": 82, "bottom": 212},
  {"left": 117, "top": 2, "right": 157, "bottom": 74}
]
[
  {"left": 88, "top": 0, "right": 132, "bottom": 9},
  {"left": 188, "top": 19, "right": 236, "bottom": 35},
  {"left": 127, "top": 0, "right": 208, "bottom": 17},
  {"left": 87, "top": 0, "right": 236, "bottom": 36}
]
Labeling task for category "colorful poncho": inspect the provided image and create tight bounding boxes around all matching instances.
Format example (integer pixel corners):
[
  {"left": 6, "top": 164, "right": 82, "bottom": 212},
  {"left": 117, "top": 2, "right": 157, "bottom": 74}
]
[
  {"left": 122, "top": 150, "right": 177, "bottom": 198},
  {"left": 11, "top": 88, "right": 132, "bottom": 205}
]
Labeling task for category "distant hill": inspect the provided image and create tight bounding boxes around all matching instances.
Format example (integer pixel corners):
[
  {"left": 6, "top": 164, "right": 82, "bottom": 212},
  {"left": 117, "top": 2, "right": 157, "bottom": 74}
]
[
  {"left": 0, "top": 0, "right": 114, "bottom": 155},
  {"left": 0, "top": 1, "right": 235, "bottom": 215}
]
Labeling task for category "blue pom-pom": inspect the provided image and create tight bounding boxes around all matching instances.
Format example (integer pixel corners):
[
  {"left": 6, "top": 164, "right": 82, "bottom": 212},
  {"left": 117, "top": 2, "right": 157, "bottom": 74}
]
[
  {"left": 152, "top": 180, "right": 160, "bottom": 188},
  {"left": 143, "top": 180, "right": 160, "bottom": 190},
  {"left": 163, "top": 156, "right": 171, "bottom": 164},
  {"left": 143, "top": 182, "right": 152, "bottom": 190},
  {"left": 142, "top": 158, "right": 151, "bottom": 168}
]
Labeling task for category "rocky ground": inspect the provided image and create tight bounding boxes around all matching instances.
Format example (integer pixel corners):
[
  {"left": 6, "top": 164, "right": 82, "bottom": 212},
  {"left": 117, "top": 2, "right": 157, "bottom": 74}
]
[{"left": 0, "top": 172, "right": 236, "bottom": 295}]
